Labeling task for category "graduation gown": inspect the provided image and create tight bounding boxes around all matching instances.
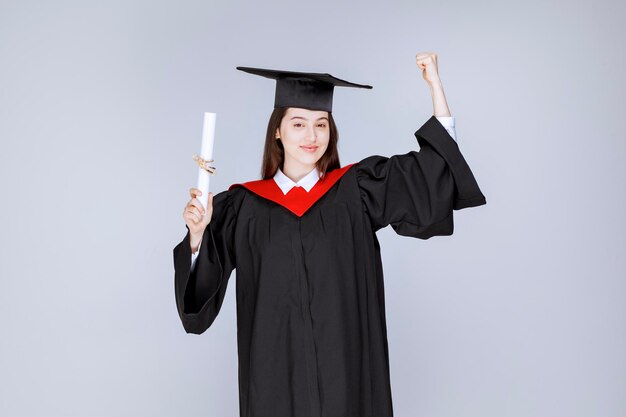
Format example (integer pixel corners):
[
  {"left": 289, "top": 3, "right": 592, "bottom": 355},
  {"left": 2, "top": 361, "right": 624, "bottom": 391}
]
[{"left": 173, "top": 115, "right": 486, "bottom": 417}]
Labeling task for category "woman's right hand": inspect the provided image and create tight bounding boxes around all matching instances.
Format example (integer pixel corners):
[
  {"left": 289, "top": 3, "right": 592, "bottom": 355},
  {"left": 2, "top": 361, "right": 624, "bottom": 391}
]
[{"left": 183, "top": 188, "right": 213, "bottom": 251}]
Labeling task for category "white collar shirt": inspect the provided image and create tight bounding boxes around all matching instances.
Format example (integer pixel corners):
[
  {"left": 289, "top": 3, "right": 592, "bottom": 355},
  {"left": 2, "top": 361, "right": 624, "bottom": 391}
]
[{"left": 273, "top": 166, "right": 321, "bottom": 195}]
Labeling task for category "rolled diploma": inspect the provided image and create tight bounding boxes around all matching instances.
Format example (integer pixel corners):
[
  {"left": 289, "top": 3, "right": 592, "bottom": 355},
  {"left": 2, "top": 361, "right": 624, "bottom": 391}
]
[{"left": 197, "top": 112, "right": 216, "bottom": 211}]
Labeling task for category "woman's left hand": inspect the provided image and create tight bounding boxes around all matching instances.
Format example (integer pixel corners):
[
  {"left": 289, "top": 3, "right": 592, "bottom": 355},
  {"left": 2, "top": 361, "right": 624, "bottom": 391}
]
[{"left": 415, "top": 52, "right": 441, "bottom": 85}]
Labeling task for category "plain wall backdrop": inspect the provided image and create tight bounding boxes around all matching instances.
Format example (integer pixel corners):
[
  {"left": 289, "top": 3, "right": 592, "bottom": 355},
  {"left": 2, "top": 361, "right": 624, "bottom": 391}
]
[{"left": 1, "top": 0, "right": 625, "bottom": 416}]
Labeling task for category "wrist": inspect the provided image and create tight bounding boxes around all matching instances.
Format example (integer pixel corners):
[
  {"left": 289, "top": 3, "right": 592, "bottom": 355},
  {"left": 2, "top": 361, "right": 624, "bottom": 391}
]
[
  {"left": 428, "top": 78, "right": 443, "bottom": 91},
  {"left": 189, "top": 233, "right": 203, "bottom": 253}
]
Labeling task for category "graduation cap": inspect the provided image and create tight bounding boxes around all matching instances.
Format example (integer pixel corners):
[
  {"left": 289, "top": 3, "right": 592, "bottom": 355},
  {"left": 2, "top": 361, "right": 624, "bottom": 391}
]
[{"left": 236, "top": 66, "right": 373, "bottom": 112}]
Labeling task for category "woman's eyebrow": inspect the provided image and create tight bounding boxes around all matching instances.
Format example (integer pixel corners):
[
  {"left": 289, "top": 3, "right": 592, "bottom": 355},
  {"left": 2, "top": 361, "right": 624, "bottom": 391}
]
[{"left": 289, "top": 116, "right": 329, "bottom": 121}]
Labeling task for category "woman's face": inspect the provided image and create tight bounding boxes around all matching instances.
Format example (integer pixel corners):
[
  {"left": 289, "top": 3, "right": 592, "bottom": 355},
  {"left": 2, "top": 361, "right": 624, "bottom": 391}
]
[{"left": 275, "top": 107, "right": 330, "bottom": 171}]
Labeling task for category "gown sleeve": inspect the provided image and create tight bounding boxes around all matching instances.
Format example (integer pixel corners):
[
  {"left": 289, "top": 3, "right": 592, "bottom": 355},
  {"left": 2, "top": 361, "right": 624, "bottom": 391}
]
[
  {"left": 355, "top": 115, "right": 486, "bottom": 239},
  {"left": 172, "top": 189, "right": 237, "bottom": 334}
]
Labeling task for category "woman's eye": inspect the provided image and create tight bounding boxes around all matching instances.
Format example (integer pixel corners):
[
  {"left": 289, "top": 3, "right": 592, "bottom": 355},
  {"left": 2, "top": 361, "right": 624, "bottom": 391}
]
[
  {"left": 317, "top": 124, "right": 327, "bottom": 128},
  {"left": 294, "top": 123, "right": 303, "bottom": 128}
]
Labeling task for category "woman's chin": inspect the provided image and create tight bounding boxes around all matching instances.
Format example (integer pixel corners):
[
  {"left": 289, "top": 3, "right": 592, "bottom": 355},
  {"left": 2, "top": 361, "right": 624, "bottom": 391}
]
[{"left": 295, "top": 154, "right": 321, "bottom": 165}]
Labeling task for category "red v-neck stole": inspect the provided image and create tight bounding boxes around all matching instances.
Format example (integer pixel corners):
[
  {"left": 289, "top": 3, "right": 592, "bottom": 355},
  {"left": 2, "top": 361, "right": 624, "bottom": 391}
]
[{"left": 228, "top": 163, "right": 356, "bottom": 217}]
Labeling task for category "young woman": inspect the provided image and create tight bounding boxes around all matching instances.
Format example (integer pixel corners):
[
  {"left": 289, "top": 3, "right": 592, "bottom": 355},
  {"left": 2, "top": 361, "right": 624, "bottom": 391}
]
[{"left": 174, "top": 52, "right": 486, "bottom": 417}]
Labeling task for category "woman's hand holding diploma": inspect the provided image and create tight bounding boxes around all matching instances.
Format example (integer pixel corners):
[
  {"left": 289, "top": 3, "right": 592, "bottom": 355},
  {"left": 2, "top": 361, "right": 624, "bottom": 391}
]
[
  {"left": 184, "top": 112, "right": 216, "bottom": 254},
  {"left": 183, "top": 187, "right": 213, "bottom": 253}
]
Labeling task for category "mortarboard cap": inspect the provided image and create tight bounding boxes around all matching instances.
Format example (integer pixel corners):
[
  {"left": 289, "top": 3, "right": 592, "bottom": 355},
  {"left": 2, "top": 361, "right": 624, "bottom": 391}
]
[{"left": 236, "top": 66, "right": 373, "bottom": 112}]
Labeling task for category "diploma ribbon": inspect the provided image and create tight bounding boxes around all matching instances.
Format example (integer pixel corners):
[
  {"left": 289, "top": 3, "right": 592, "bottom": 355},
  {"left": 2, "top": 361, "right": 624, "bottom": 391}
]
[{"left": 193, "top": 154, "right": 217, "bottom": 175}]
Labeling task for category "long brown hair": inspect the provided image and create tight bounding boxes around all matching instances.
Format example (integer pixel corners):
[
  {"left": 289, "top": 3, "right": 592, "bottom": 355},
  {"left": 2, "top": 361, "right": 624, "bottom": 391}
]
[{"left": 261, "top": 107, "right": 341, "bottom": 180}]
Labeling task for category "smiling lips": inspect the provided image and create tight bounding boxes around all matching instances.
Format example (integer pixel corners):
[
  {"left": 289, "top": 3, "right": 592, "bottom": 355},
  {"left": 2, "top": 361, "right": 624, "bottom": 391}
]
[{"left": 300, "top": 146, "right": 319, "bottom": 153}]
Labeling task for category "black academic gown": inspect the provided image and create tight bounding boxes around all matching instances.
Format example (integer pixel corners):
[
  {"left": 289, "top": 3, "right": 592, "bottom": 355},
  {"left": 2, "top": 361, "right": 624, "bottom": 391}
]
[{"left": 173, "top": 115, "right": 486, "bottom": 417}]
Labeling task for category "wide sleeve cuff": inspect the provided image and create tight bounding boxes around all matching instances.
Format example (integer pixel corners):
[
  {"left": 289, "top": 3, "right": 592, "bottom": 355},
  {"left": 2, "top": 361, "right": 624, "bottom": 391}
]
[{"left": 414, "top": 115, "right": 486, "bottom": 209}]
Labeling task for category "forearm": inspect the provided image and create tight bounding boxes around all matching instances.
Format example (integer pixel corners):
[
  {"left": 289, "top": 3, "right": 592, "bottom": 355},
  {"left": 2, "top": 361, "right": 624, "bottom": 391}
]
[{"left": 428, "top": 78, "right": 452, "bottom": 117}]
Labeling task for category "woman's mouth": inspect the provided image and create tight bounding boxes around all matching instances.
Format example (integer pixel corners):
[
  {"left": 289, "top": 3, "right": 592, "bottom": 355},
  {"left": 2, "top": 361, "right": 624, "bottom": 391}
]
[{"left": 300, "top": 146, "right": 318, "bottom": 153}]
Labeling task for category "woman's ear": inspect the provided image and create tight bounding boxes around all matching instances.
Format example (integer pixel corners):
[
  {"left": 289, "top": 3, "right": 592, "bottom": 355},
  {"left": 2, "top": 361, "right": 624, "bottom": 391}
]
[{"left": 275, "top": 128, "right": 280, "bottom": 140}]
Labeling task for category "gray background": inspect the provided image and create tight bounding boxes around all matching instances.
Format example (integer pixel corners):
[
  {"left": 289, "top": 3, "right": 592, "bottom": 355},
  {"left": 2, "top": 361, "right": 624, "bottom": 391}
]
[{"left": 1, "top": 0, "right": 624, "bottom": 416}]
